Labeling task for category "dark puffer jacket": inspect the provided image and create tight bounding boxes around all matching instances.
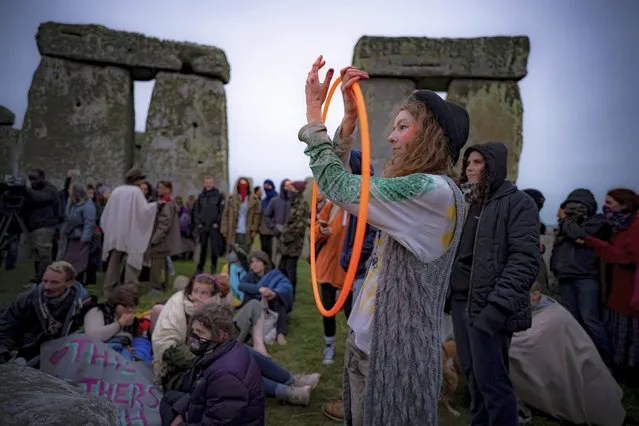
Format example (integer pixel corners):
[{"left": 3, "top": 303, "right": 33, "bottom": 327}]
[
  {"left": 460, "top": 142, "right": 541, "bottom": 336},
  {"left": 173, "top": 339, "right": 265, "bottom": 425},
  {"left": 550, "top": 189, "right": 611, "bottom": 280}
]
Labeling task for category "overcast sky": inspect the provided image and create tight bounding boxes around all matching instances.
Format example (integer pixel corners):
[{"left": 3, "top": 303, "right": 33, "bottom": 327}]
[{"left": 1, "top": 0, "right": 637, "bottom": 223}]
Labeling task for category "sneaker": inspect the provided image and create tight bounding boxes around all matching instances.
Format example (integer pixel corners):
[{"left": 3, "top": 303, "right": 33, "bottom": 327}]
[
  {"left": 285, "top": 385, "right": 311, "bottom": 406},
  {"left": 322, "top": 400, "right": 344, "bottom": 422},
  {"left": 292, "top": 373, "right": 321, "bottom": 389},
  {"left": 323, "top": 345, "right": 335, "bottom": 365}
]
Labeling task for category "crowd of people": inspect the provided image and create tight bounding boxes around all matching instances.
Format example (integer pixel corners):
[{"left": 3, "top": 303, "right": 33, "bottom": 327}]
[{"left": 0, "top": 59, "right": 637, "bottom": 426}]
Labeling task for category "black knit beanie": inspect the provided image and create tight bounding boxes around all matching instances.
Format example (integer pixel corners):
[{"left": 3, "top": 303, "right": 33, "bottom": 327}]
[{"left": 411, "top": 90, "right": 470, "bottom": 166}]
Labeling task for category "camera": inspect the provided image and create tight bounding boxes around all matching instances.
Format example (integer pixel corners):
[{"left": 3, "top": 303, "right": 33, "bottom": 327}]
[{"left": 0, "top": 175, "right": 27, "bottom": 216}]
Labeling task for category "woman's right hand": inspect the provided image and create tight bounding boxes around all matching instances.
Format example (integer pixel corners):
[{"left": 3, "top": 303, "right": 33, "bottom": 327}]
[{"left": 339, "top": 66, "right": 369, "bottom": 138}]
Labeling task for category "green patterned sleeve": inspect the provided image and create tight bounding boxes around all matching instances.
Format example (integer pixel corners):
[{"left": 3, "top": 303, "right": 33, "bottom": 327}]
[{"left": 299, "top": 122, "right": 436, "bottom": 205}]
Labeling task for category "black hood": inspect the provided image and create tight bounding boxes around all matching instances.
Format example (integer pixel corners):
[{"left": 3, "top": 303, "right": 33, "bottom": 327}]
[
  {"left": 463, "top": 142, "right": 509, "bottom": 194},
  {"left": 561, "top": 189, "right": 598, "bottom": 215}
]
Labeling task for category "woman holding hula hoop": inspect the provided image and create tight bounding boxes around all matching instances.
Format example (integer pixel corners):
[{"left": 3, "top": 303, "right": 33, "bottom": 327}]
[{"left": 300, "top": 56, "right": 470, "bottom": 425}]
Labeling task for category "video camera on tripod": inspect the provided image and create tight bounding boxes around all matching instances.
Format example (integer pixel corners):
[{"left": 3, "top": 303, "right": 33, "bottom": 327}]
[{"left": 0, "top": 175, "right": 29, "bottom": 251}]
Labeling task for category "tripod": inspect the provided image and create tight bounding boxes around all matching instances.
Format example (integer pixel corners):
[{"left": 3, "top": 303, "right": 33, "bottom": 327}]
[{"left": 0, "top": 211, "right": 31, "bottom": 270}]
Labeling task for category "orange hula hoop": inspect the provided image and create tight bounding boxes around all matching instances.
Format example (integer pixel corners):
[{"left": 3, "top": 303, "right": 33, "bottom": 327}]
[{"left": 310, "top": 75, "right": 371, "bottom": 317}]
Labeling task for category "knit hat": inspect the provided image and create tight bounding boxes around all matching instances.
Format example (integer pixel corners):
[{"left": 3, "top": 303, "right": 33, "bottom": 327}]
[
  {"left": 411, "top": 90, "right": 470, "bottom": 166},
  {"left": 291, "top": 180, "right": 307, "bottom": 193}
]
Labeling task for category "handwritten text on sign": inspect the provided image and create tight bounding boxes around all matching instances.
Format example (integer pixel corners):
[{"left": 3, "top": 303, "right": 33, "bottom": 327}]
[{"left": 42, "top": 336, "right": 162, "bottom": 426}]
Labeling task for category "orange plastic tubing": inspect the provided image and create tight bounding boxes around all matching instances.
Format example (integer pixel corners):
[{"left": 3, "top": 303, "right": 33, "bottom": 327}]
[{"left": 310, "top": 75, "right": 371, "bottom": 317}]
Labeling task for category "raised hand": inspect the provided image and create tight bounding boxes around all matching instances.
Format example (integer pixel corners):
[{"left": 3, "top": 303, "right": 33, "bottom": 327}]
[
  {"left": 305, "top": 55, "right": 334, "bottom": 123},
  {"left": 339, "top": 66, "right": 369, "bottom": 139}
]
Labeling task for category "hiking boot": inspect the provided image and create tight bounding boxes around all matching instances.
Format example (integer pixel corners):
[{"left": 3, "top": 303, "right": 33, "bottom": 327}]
[
  {"left": 323, "top": 345, "right": 335, "bottom": 365},
  {"left": 322, "top": 399, "right": 344, "bottom": 422},
  {"left": 285, "top": 385, "right": 311, "bottom": 406},
  {"left": 292, "top": 373, "right": 321, "bottom": 389}
]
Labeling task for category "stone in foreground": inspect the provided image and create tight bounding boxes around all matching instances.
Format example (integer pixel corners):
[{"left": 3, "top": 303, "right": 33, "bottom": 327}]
[
  {"left": 0, "top": 364, "right": 119, "bottom": 425},
  {"left": 353, "top": 36, "right": 530, "bottom": 86},
  {"left": 447, "top": 79, "right": 523, "bottom": 182},
  {"left": 142, "top": 72, "right": 229, "bottom": 197},
  {"left": 36, "top": 22, "right": 230, "bottom": 83},
  {"left": 0, "top": 106, "right": 15, "bottom": 126},
  {"left": 19, "top": 56, "right": 134, "bottom": 188}
]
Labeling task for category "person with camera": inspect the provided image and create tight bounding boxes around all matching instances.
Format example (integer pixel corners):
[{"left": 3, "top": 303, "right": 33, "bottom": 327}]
[
  {"left": 550, "top": 188, "right": 613, "bottom": 364},
  {"left": 25, "top": 169, "right": 61, "bottom": 282}
]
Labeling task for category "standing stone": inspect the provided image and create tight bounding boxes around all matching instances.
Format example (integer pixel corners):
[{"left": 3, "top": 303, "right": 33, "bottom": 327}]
[
  {"left": 19, "top": 56, "right": 134, "bottom": 188},
  {"left": 143, "top": 72, "right": 228, "bottom": 197},
  {"left": 0, "top": 106, "right": 19, "bottom": 175},
  {"left": 0, "top": 127, "right": 20, "bottom": 175},
  {"left": 354, "top": 78, "right": 416, "bottom": 175},
  {"left": 447, "top": 79, "right": 523, "bottom": 182}
]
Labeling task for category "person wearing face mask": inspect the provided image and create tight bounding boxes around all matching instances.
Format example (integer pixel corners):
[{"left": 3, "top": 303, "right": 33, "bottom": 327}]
[
  {"left": 263, "top": 179, "right": 293, "bottom": 265},
  {"left": 83, "top": 284, "right": 153, "bottom": 363},
  {"left": 258, "top": 179, "right": 278, "bottom": 259},
  {"left": 152, "top": 273, "right": 320, "bottom": 405},
  {"left": 159, "top": 300, "right": 265, "bottom": 426},
  {"left": 302, "top": 59, "right": 469, "bottom": 425},
  {"left": 0, "top": 261, "right": 90, "bottom": 367},
  {"left": 550, "top": 188, "right": 613, "bottom": 363},
  {"left": 448, "top": 142, "right": 540, "bottom": 426},
  {"left": 221, "top": 177, "right": 262, "bottom": 249},
  {"left": 577, "top": 188, "right": 639, "bottom": 380}
]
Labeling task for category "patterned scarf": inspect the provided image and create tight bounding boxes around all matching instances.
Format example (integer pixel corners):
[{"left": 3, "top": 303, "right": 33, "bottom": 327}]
[
  {"left": 460, "top": 182, "right": 479, "bottom": 204},
  {"left": 37, "top": 286, "right": 73, "bottom": 338},
  {"left": 604, "top": 207, "right": 634, "bottom": 232}
]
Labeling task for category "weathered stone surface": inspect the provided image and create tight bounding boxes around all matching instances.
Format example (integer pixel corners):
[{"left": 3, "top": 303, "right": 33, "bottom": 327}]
[
  {"left": 447, "top": 79, "right": 523, "bottom": 182},
  {"left": 0, "top": 127, "right": 20, "bottom": 175},
  {"left": 0, "top": 106, "right": 15, "bottom": 126},
  {"left": 142, "top": 72, "right": 228, "bottom": 197},
  {"left": 0, "top": 364, "right": 119, "bottom": 425},
  {"left": 37, "top": 22, "right": 230, "bottom": 83},
  {"left": 354, "top": 78, "right": 417, "bottom": 175},
  {"left": 353, "top": 36, "right": 529, "bottom": 87},
  {"left": 19, "top": 56, "right": 134, "bottom": 188}
]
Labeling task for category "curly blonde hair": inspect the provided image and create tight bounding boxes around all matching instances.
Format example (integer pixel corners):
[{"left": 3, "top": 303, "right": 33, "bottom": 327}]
[{"left": 383, "top": 95, "right": 454, "bottom": 179}]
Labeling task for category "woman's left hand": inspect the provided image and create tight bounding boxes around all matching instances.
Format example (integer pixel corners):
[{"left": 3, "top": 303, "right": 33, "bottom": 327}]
[{"left": 305, "top": 55, "right": 334, "bottom": 123}]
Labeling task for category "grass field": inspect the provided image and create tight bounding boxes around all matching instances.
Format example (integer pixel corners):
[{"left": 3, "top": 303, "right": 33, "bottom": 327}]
[{"left": 1, "top": 258, "right": 638, "bottom": 425}]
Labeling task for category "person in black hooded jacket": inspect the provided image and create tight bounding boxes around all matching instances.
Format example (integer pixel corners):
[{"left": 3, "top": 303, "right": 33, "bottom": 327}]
[
  {"left": 550, "top": 188, "right": 612, "bottom": 363},
  {"left": 192, "top": 176, "right": 225, "bottom": 274},
  {"left": 449, "top": 142, "right": 540, "bottom": 426}
]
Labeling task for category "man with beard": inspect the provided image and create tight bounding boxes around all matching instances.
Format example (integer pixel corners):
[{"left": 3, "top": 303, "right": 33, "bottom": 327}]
[
  {"left": 449, "top": 142, "right": 540, "bottom": 425},
  {"left": 0, "top": 261, "right": 91, "bottom": 368},
  {"left": 192, "top": 176, "right": 225, "bottom": 274}
]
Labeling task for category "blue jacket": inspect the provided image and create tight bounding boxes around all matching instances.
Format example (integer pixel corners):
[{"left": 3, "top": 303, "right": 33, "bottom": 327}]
[
  {"left": 340, "top": 150, "right": 378, "bottom": 279},
  {"left": 239, "top": 269, "right": 294, "bottom": 312},
  {"left": 63, "top": 199, "right": 97, "bottom": 243}
]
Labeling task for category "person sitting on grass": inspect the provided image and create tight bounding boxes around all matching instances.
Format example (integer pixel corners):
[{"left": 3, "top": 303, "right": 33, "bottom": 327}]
[
  {"left": 83, "top": 284, "right": 153, "bottom": 364},
  {"left": 0, "top": 261, "right": 91, "bottom": 368},
  {"left": 159, "top": 300, "right": 265, "bottom": 426},
  {"left": 239, "top": 250, "right": 294, "bottom": 346},
  {"left": 152, "top": 273, "right": 320, "bottom": 406},
  {"left": 509, "top": 282, "right": 625, "bottom": 426},
  {"left": 225, "top": 244, "right": 272, "bottom": 357}
]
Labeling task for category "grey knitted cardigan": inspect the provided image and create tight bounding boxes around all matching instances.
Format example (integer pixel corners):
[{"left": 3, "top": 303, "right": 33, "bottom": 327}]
[{"left": 343, "top": 177, "right": 465, "bottom": 426}]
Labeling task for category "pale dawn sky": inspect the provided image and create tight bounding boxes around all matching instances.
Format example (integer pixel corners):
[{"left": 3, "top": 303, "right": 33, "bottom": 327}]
[{"left": 0, "top": 0, "right": 637, "bottom": 223}]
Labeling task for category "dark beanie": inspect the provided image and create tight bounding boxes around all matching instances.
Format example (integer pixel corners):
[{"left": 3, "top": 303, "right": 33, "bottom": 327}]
[
  {"left": 411, "top": 90, "right": 470, "bottom": 166},
  {"left": 291, "top": 180, "right": 307, "bottom": 193},
  {"left": 249, "top": 250, "right": 272, "bottom": 269}
]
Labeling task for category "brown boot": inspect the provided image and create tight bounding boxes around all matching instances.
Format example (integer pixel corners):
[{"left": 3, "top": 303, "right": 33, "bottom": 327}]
[{"left": 322, "top": 399, "right": 344, "bottom": 422}]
